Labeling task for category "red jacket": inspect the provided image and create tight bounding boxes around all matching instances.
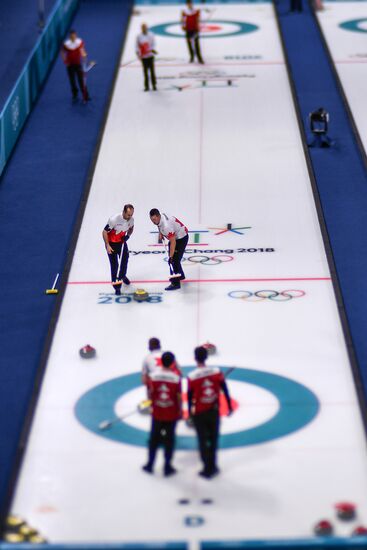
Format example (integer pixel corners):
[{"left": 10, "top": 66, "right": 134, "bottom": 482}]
[
  {"left": 182, "top": 8, "right": 200, "bottom": 32},
  {"left": 63, "top": 38, "right": 84, "bottom": 65},
  {"left": 188, "top": 365, "right": 226, "bottom": 415},
  {"left": 148, "top": 368, "right": 182, "bottom": 421}
]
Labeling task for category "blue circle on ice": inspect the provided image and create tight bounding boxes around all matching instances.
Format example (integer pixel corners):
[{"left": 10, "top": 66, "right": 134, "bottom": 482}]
[
  {"left": 75, "top": 366, "right": 319, "bottom": 449},
  {"left": 339, "top": 18, "right": 367, "bottom": 34},
  {"left": 150, "top": 20, "right": 259, "bottom": 38}
]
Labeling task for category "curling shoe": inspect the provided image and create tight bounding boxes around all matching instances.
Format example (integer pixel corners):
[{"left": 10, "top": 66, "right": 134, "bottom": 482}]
[
  {"left": 165, "top": 283, "right": 180, "bottom": 291},
  {"left": 164, "top": 465, "right": 177, "bottom": 477}
]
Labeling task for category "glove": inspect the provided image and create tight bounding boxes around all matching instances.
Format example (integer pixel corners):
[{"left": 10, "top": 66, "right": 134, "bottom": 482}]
[
  {"left": 168, "top": 257, "right": 173, "bottom": 265},
  {"left": 227, "top": 407, "right": 234, "bottom": 417},
  {"left": 124, "top": 235, "right": 130, "bottom": 242}
]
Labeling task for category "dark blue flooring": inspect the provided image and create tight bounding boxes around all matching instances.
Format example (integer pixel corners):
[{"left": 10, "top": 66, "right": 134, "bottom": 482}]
[
  {"left": 0, "top": 0, "right": 57, "bottom": 108},
  {"left": 0, "top": 0, "right": 132, "bottom": 523},
  {"left": 275, "top": 1, "right": 367, "bottom": 401}
]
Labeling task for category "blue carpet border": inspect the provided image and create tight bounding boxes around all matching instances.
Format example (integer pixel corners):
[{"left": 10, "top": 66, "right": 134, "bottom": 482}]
[
  {"left": 310, "top": 8, "right": 367, "bottom": 171},
  {"left": 0, "top": 0, "right": 133, "bottom": 531},
  {"left": 272, "top": 0, "right": 367, "bottom": 432}
]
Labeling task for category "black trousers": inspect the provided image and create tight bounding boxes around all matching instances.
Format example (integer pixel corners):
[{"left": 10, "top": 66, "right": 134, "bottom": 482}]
[
  {"left": 193, "top": 408, "right": 220, "bottom": 474},
  {"left": 67, "top": 64, "right": 88, "bottom": 100},
  {"left": 186, "top": 31, "right": 204, "bottom": 63},
  {"left": 290, "top": 0, "right": 303, "bottom": 11},
  {"left": 107, "top": 241, "right": 129, "bottom": 290},
  {"left": 146, "top": 419, "right": 177, "bottom": 469},
  {"left": 169, "top": 234, "right": 189, "bottom": 287},
  {"left": 141, "top": 57, "right": 157, "bottom": 90}
]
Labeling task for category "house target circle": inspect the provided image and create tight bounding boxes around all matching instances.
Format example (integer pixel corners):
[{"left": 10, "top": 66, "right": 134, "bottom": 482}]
[
  {"left": 75, "top": 367, "right": 319, "bottom": 449},
  {"left": 339, "top": 18, "right": 367, "bottom": 33},
  {"left": 150, "top": 20, "right": 259, "bottom": 39}
]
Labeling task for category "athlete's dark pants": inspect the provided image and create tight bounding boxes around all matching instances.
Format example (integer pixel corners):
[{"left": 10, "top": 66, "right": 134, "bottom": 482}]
[
  {"left": 141, "top": 57, "right": 157, "bottom": 90},
  {"left": 186, "top": 31, "right": 204, "bottom": 63},
  {"left": 107, "top": 241, "right": 129, "bottom": 290},
  {"left": 290, "top": 0, "right": 303, "bottom": 11},
  {"left": 146, "top": 419, "right": 177, "bottom": 470},
  {"left": 169, "top": 234, "right": 189, "bottom": 287},
  {"left": 193, "top": 408, "right": 220, "bottom": 475},
  {"left": 67, "top": 64, "right": 88, "bottom": 100}
]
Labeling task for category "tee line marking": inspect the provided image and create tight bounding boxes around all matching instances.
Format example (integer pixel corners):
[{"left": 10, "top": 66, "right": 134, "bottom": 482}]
[{"left": 67, "top": 277, "right": 332, "bottom": 285}]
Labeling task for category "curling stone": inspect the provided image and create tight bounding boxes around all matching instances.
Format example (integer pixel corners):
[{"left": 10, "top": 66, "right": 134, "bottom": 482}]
[
  {"left": 352, "top": 526, "right": 367, "bottom": 536},
  {"left": 133, "top": 289, "right": 149, "bottom": 302},
  {"left": 314, "top": 519, "right": 333, "bottom": 536},
  {"left": 138, "top": 399, "right": 152, "bottom": 415},
  {"left": 3, "top": 532, "right": 26, "bottom": 543},
  {"left": 19, "top": 524, "right": 38, "bottom": 538},
  {"left": 29, "top": 534, "right": 48, "bottom": 544},
  {"left": 5, "top": 515, "right": 26, "bottom": 532},
  {"left": 335, "top": 502, "right": 356, "bottom": 521},
  {"left": 79, "top": 345, "right": 96, "bottom": 359},
  {"left": 202, "top": 342, "right": 217, "bottom": 355}
]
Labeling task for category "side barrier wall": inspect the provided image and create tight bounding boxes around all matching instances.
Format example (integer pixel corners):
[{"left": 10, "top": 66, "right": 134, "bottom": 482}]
[{"left": 0, "top": 0, "right": 79, "bottom": 177}]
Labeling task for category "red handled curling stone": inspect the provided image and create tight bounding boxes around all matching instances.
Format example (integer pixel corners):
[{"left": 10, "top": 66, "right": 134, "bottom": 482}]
[
  {"left": 79, "top": 345, "right": 96, "bottom": 359},
  {"left": 202, "top": 342, "right": 217, "bottom": 356},
  {"left": 335, "top": 502, "right": 356, "bottom": 521},
  {"left": 352, "top": 526, "right": 367, "bottom": 536},
  {"left": 314, "top": 519, "right": 333, "bottom": 536}
]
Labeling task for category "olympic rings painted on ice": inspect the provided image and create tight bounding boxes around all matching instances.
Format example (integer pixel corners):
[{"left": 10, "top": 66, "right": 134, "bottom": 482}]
[
  {"left": 187, "top": 254, "right": 233, "bottom": 265},
  {"left": 228, "top": 289, "right": 306, "bottom": 302},
  {"left": 164, "top": 254, "right": 233, "bottom": 265}
]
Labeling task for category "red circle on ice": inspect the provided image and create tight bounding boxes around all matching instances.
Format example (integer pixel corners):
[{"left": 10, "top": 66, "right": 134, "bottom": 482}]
[{"left": 200, "top": 24, "right": 222, "bottom": 33}]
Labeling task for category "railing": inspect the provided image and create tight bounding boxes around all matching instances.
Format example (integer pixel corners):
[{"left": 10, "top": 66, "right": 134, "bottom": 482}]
[{"left": 0, "top": 0, "right": 79, "bottom": 177}]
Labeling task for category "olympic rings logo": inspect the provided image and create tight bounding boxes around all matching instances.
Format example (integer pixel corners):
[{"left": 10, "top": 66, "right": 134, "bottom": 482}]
[
  {"left": 165, "top": 254, "right": 233, "bottom": 265},
  {"left": 228, "top": 290, "right": 305, "bottom": 302}
]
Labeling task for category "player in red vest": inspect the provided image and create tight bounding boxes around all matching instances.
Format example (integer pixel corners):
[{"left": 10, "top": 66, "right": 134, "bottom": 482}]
[
  {"left": 142, "top": 352, "right": 182, "bottom": 476},
  {"left": 102, "top": 204, "right": 134, "bottom": 294},
  {"left": 181, "top": 1, "right": 204, "bottom": 64},
  {"left": 188, "top": 346, "right": 233, "bottom": 478},
  {"left": 136, "top": 23, "right": 158, "bottom": 91},
  {"left": 149, "top": 209, "right": 189, "bottom": 291},
  {"left": 61, "top": 30, "right": 90, "bottom": 102}
]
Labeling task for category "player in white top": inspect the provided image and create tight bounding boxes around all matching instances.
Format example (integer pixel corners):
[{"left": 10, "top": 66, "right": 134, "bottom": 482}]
[
  {"left": 136, "top": 23, "right": 157, "bottom": 92},
  {"left": 102, "top": 204, "right": 134, "bottom": 295},
  {"left": 149, "top": 208, "right": 189, "bottom": 291},
  {"left": 142, "top": 338, "right": 163, "bottom": 388}
]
